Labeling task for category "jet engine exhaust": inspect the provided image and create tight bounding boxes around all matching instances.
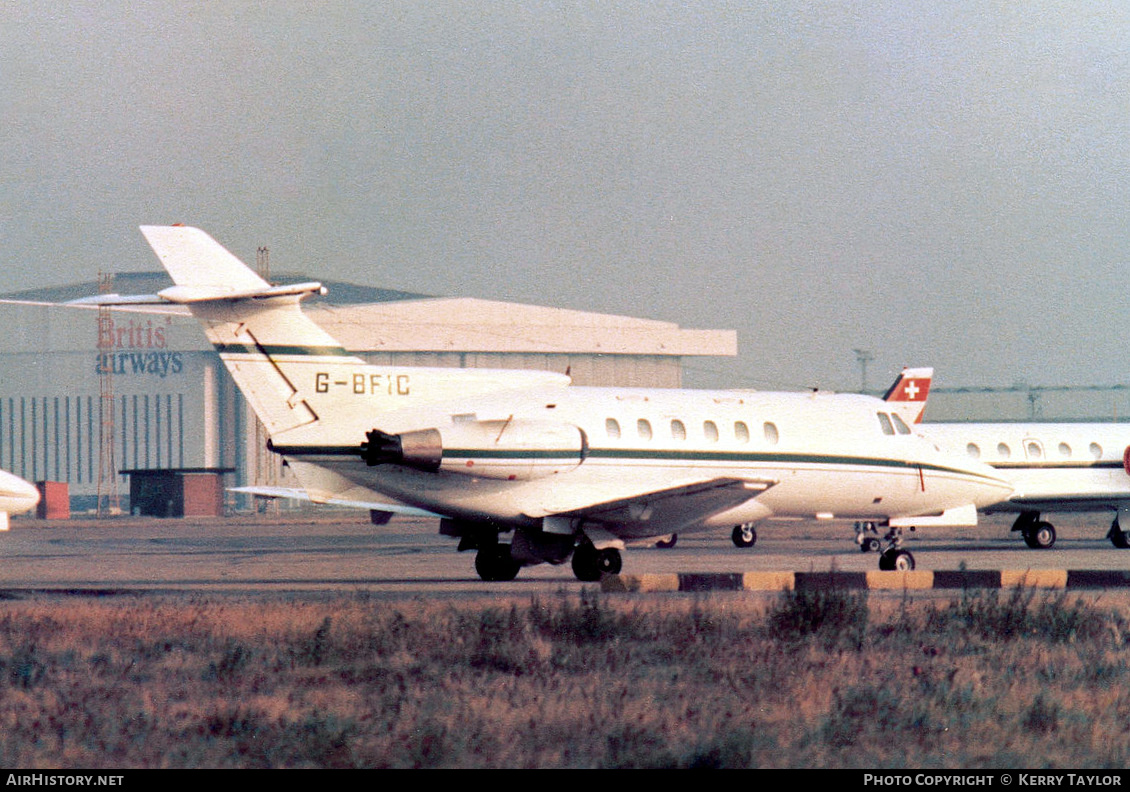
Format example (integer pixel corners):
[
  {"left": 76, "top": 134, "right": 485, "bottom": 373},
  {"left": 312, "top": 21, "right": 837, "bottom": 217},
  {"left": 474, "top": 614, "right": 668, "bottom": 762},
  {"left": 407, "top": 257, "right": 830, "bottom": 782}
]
[{"left": 360, "top": 428, "right": 442, "bottom": 472}]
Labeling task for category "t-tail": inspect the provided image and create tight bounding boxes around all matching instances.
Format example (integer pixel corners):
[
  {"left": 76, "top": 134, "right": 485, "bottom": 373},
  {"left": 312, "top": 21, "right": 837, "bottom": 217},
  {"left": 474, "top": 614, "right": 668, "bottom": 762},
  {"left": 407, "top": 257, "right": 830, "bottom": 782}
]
[
  {"left": 136, "top": 225, "right": 570, "bottom": 447},
  {"left": 882, "top": 366, "right": 932, "bottom": 425}
]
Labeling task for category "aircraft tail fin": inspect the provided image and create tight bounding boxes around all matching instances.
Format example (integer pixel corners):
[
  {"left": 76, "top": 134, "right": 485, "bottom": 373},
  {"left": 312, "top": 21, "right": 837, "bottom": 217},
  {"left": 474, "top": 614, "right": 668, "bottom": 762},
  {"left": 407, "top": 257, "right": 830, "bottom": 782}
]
[
  {"left": 139, "top": 225, "right": 353, "bottom": 437},
  {"left": 882, "top": 367, "right": 932, "bottom": 424},
  {"left": 136, "top": 225, "right": 571, "bottom": 442}
]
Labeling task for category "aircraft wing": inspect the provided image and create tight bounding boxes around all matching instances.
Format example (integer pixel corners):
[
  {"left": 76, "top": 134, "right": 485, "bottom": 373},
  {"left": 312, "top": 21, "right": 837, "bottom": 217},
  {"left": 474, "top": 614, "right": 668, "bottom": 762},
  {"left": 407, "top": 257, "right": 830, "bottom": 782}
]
[
  {"left": 553, "top": 477, "right": 775, "bottom": 540},
  {"left": 229, "top": 485, "right": 445, "bottom": 519},
  {"left": 995, "top": 493, "right": 1130, "bottom": 511}
]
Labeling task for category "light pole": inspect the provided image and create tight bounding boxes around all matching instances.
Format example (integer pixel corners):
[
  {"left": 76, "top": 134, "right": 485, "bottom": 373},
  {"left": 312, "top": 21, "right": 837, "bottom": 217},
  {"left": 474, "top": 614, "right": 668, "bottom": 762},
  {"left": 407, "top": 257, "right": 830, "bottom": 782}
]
[{"left": 853, "top": 348, "right": 873, "bottom": 394}]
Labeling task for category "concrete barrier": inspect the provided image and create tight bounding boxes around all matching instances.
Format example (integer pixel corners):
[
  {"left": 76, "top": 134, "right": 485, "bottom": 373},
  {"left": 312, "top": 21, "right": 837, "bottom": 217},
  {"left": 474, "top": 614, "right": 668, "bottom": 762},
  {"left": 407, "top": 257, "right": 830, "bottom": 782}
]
[{"left": 601, "top": 569, "right": 1130, "bottom": 593}]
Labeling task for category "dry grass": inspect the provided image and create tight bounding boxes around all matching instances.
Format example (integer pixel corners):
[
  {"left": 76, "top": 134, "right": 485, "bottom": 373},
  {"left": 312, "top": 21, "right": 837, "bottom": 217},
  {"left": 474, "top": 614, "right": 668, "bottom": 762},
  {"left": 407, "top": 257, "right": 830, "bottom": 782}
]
[{"left": 0, "top": 587, "right": 1127, "bottom": 768}]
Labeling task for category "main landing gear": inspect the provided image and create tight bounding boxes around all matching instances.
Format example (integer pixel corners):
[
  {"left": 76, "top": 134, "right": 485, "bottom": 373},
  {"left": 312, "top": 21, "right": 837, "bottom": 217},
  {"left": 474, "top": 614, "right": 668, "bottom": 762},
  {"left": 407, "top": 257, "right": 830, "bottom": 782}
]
[
  {"left": 471, "top": 535, "right": 624, "bottom": 582},
  {"left": 854, "top": 521, "right": 882, "bottom": 553},
  {"left": 570, "top": 542, "right": 623, "bottom": 582},
  {"left": 456, "top": 519, "right": 626, "bottom": 583},
  {"left": 1011, "top": 512, "right": 1056, "bottom": 549},
  {"left": 1108, "top": 516, "right": 1130, "bottom": 549},
  {"left": 1013, "top": 511, "right": 1130, "bottom": 550},
  {"left": 474, "top": 543, "right": 521, "bottom": 582}
]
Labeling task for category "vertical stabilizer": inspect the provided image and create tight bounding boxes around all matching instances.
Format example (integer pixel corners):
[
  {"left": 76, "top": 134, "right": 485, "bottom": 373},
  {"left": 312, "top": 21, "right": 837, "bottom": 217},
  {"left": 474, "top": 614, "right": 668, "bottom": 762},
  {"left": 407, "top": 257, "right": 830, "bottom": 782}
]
[
  {"left": 137, "top": 226, "right": 573, "bottom": 443},
  {"left": 883, "top": 367, "right": 933, "bottom": 424},
  {"left": 140, "top": 225, "right": 360, "bottom": 437}
]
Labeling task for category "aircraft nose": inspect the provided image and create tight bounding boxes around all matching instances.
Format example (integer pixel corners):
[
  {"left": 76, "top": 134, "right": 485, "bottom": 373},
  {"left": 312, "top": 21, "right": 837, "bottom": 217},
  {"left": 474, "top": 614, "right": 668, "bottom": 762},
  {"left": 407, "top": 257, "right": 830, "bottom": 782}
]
[
  {"left": 963, "top": 460, "right": 1014, "bottom": 508},
  {"left": 0, "top": 471, "right": 40, "bottom": 513}
]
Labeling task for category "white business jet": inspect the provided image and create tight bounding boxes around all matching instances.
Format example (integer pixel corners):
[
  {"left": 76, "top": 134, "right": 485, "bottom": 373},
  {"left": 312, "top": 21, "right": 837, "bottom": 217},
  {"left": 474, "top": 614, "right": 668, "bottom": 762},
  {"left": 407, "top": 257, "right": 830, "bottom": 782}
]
[
  {"left": 919, "top": 422, "right": 1130, "bottom": 550},
  {"left": 90, "top": 225, "right": 1012, "bottom": 580},
  {"left": 0, "top": 469, "right": 39, "bottom": 530},
  {"left": 854, "top": 368, "right": 1130, "bottom": 551}
]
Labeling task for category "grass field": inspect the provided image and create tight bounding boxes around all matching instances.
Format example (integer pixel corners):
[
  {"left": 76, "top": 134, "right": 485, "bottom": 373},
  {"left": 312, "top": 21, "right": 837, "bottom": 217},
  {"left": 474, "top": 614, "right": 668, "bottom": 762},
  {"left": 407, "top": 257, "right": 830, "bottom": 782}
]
[{"left": 0, "top": 586, "right": 1127, "bottom": 768}]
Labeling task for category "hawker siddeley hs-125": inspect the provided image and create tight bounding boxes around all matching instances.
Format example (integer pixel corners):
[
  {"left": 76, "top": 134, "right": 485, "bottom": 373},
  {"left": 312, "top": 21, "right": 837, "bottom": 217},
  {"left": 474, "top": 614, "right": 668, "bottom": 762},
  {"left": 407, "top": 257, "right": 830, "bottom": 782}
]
[{"left": 76, "top": 225, "right": 1013, "bottom": 580}]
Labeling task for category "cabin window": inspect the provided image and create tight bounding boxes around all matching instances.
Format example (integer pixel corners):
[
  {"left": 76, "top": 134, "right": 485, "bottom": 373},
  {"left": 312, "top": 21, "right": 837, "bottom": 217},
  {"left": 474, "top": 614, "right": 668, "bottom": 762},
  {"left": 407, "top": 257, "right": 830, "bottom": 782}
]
[
  {"left": 704, "top": 420, "right": 719, "bottom": 443},
  {"left": 670, "top": 419, "right": 686, "bottom": 441},
  {"left": 637, "top": 419, "right": 653, "bottom": 440},
  {"left": 877, "top": 413, "right": 895, "bottom": 435},
  {"left": 1058, "top": 442, "right": 1072, "bottom": 458},
  {"left": 734, "top": 421, "right": 750, "bottom": 443},
  {"left": 967, "top": 443, "right": 981, "bottom": 458},
  {"left": 605, "top": 418, "right": 621, "bottom": 439},
  {"left": 1090, "top": 442, "right": 1103, "bottom": 460},
  {"left": 891, "top": 414, "right": 911, "bottom": 435},
  {"left": 764, "top": 422, "right": 779, "bottom": 445},
  {"left": 997, "top": 443, "right": 1011, "bottom": 459},
  {"left": 1026, "top": 441, "right": 1043, "bottom": 460}
]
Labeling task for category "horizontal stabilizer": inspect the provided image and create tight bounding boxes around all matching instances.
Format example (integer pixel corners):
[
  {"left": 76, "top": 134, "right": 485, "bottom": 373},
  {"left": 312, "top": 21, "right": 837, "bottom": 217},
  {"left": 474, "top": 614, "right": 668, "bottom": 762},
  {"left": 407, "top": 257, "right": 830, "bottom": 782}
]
[
  {"left": 67, "top": 281, "right": 327, "bottom": 307},
  {"left": 67, "top": 293, "right": 169, "bottom": 306},
  {"left": 229, "top": 486, "right": 444, "bottom": 518}
]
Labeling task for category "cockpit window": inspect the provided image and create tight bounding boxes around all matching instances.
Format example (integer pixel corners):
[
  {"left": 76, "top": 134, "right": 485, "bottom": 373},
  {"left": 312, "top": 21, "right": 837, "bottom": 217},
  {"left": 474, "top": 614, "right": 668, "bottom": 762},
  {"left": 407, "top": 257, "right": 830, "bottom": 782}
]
[
  {"left": 891, "top": 414, "right": 911, "bottom": 435},
  {"left": 877, "top": 413, "right": 895, "bottom": 435}
]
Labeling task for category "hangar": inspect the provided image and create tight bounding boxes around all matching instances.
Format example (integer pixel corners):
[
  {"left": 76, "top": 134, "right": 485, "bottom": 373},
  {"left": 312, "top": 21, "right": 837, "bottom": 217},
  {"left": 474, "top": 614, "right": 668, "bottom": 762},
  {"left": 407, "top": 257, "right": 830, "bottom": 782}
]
[{"left": 0, "top": 273, "right": 737, "bottom": 513}]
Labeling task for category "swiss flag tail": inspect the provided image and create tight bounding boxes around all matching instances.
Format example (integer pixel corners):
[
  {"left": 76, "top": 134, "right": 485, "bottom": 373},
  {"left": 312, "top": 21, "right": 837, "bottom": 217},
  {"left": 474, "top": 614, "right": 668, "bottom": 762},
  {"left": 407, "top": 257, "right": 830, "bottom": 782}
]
[{"left": 882, "top": 367, "right": 933, "bottom": 424}]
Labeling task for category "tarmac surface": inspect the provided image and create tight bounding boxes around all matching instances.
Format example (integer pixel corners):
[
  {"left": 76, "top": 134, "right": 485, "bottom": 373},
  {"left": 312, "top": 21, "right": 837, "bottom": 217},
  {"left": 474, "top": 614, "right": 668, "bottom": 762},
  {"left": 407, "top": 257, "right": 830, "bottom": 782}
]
[{"left": 2, "top": 509, "right": 1129, "bottom": 598}]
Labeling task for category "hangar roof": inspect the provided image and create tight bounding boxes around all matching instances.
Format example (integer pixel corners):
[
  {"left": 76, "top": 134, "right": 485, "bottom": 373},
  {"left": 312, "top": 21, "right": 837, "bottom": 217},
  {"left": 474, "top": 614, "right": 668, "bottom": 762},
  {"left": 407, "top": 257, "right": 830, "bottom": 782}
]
[
  {"left": 0, "top": 273, "right": 737, "bottom": 358},
  {"left": 310, "top": 298, "right": 736, "bottom": 356}
]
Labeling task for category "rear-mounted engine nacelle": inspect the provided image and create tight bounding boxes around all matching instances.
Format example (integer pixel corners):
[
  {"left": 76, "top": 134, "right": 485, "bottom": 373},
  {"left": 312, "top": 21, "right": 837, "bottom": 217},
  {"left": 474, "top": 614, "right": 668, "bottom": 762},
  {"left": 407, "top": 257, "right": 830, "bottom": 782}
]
[{"left": 361, "top": 419, "right": 587, "bottom": 481}]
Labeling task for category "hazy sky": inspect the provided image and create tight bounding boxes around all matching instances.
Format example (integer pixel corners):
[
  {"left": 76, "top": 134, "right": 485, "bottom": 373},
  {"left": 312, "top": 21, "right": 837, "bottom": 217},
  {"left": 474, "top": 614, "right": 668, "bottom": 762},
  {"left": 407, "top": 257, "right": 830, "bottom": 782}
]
[{"left": 2, "top": 2, "right": 1127, "bottom": 391}]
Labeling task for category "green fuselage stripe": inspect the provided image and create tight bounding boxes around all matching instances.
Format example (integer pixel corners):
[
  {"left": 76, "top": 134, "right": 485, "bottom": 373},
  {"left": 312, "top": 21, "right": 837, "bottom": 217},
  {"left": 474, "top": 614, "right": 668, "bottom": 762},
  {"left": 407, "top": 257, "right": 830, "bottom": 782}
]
[
  {"left": 269, "top": 443, "right": 1001, "bottom": 481},
  {"left": 990, "top": 461, "right": 1123, "bottom": 470}
]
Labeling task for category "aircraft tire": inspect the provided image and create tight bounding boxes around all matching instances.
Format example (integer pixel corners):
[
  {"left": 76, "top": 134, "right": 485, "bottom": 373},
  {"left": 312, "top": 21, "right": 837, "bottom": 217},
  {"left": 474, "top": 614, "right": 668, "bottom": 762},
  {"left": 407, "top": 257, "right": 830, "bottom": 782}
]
[
  {"left": 860, "top": 537, "right": 881, "bottom": 553},
  {"left": 475, "top": 545, "right": 521, "bottom": 582},
  {"left": 597, "top": 548, "right": 623, "bottom": 575},
  {"left": 1023, "top": 522, "right": 1056, "bottom": 550},
  {"left": 571, "top": 545, "right": 600, "bottom": 581},
  {"left": 879, "top": 549, "right": 915, "bottom": 571},
  {"left": 571, "top": 545, "right": 623, "bottom": 580},
  {"left": 1110, "top": 518, "right": 1130, "bottom": 549},
  {"left": 731, "top": 524, "right": 757, "bottom": 548}
]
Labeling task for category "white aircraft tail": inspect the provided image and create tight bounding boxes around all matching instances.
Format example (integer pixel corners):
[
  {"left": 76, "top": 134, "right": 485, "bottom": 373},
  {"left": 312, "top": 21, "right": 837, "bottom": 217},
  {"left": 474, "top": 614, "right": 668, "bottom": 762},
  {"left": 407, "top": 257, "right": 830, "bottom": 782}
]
[
  {"left": 138, "top": 225, "right": 570, "bottom": 443},
  {"left": 883, "top": 367, "right": 932, "bottom": 425}
]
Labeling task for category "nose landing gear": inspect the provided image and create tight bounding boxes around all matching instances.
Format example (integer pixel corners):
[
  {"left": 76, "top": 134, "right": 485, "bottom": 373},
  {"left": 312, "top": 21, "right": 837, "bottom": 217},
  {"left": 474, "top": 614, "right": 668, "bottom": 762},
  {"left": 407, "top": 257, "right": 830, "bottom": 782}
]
[
  {"left": 855, "top": 521, "right": 915, "bottom": 570},
  {"left": 877, "top": 524, "right": 916, "bottom": 571}
]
